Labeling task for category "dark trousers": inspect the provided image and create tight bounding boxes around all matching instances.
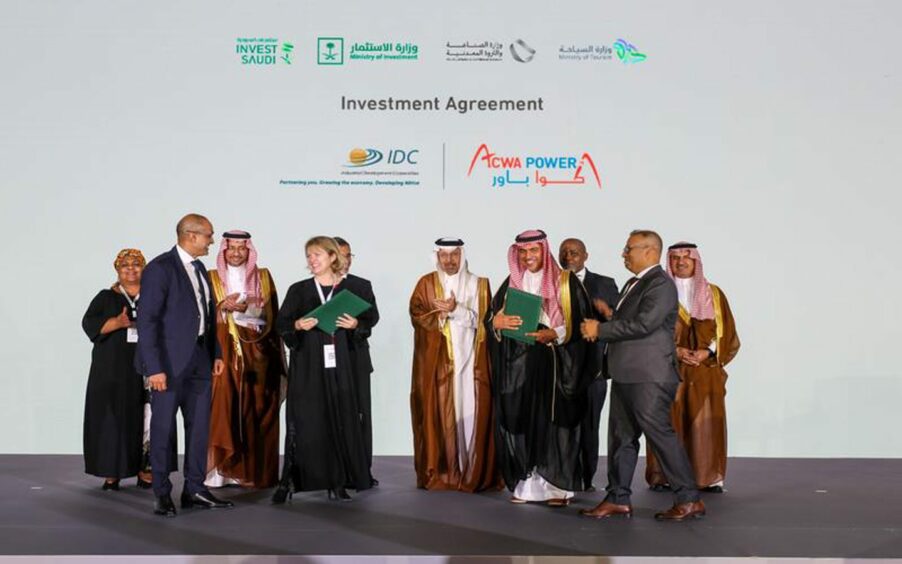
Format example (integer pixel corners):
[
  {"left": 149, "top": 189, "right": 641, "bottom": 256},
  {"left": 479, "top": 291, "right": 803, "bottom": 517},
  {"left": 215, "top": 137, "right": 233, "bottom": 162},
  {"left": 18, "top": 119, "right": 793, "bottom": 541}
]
[
  {"left": 579, "top": 377, "right": 608, "bottom": 489},
  {"left": 150, "top": 343, "right": 212, "bottom": 497},
  {"left": 605, "top": 381, "right": 699, "bottom": 505}
]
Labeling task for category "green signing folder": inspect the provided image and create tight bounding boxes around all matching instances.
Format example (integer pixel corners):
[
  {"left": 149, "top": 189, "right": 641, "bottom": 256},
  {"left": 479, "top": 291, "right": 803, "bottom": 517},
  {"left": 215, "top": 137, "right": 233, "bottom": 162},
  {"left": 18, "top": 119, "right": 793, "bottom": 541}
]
[
  {"left": 501, "top": 287, "right": 543, "bottom": 344},
  {"left": 306, "top": 289, "right": 373, "bottom": 335}
]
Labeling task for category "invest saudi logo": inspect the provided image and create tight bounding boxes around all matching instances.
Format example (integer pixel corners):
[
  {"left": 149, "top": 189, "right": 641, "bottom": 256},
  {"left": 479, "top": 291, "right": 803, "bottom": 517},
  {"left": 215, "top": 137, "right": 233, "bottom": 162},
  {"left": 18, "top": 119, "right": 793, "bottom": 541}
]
[{"left": 236, "top": 38, "right": 294, "bottom": 65}]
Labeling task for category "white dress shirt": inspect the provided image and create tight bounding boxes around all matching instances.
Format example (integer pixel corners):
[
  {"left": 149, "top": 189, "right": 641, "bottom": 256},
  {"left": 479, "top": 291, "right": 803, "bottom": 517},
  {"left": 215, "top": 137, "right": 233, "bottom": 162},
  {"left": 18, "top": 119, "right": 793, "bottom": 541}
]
[{"left": 176, "top": 245, "right": 209, "bottom": 337}]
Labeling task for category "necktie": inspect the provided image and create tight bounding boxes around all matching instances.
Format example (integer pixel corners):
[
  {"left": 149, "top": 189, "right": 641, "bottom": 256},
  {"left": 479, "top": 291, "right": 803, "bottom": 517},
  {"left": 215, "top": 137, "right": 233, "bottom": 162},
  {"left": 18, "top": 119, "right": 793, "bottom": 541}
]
[
  {"left": 621, "top": 277, "right": 638, "bottom": 295},
  {"left": 616, "top": 277, "right": 639, "bottom": 311},
  {"left": 191, "top": 260, "right": 208, "bottom": 328}
]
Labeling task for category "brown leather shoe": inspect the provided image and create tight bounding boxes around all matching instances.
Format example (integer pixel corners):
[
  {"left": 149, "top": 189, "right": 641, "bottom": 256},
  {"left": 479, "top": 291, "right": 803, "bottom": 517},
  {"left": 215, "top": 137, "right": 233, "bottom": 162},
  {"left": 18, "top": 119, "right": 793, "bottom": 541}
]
[
  {"left": 546, "top": 497, "right": 571, "bottom": 507},
  {"left": 654, "top": 500, "right": 706, "bottom": 521},
  {"left": 579, "top": 500, "right": 632, "bottom": 519}
]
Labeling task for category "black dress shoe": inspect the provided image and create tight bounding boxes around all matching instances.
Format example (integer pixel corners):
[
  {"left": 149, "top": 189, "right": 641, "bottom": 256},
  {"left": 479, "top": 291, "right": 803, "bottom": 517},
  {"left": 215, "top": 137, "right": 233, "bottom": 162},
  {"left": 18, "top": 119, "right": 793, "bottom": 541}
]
[
  {"left": 649, "top": 483, "right": 671, "bottom": 492},
  {"left": 701, "top": 485, "right": 724, "bottom": 493},
  {"left": 369, "top": 476, "right": 379, "bottom": 487},
  {"left": 585, "top": 485, "right": 596, "bottom": 493},
  {"left": 154, "top": 495, "right": 177, "bottom": 517},
  {"left": 181, "top": 491, "right": 235, "bottom": 509},
  {"left": 327, "top": 487, "right": 352, "bottom": 501},
  {"left": 136, "top": 478, "right": 153, "bottom": 490},
  {"left": 101, "top": 480, "right": 120, "bottom": 491}
]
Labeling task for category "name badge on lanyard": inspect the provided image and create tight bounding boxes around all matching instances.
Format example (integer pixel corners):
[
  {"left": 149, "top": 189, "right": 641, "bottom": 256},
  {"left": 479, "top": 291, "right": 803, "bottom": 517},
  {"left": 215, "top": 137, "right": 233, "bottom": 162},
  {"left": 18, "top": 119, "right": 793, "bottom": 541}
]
[
  {"left": 121, "top": 289, "right": 139, "bottom": 343},
  {"left": 316, "top": 281, "right": 338, "bottom": 369}
]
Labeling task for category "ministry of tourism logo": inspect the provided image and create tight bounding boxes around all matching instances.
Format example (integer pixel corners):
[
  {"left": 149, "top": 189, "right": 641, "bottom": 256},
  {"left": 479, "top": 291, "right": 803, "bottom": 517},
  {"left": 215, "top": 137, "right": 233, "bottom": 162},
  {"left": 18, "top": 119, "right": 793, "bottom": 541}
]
[
  {"left": 344, "top": 148, "right": 383, "bottom": 167},
  {"left": 236, "top": 38, "right": 294, "bottom": 65},
  {"left": 614, "top": 38, "right": 647, "bottom": 64},
  {"left": 466, "top": 144, "right": 601, "bottom": 189},
  {"left": 509, "top": 39, "right": 536, "bottom": 63},
  {"left": 317, "top": 37, "right": 419, "bottom": 64},
  {"left": 558, "top": 44, "right": 613, "bottom": 61}
]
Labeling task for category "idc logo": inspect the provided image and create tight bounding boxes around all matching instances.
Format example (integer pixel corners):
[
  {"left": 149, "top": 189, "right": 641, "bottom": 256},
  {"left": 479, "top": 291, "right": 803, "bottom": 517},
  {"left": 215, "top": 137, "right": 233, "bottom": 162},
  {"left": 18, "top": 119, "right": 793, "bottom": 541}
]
[{"left": 345, "top": 147, "right": 418, "bottom": 167}]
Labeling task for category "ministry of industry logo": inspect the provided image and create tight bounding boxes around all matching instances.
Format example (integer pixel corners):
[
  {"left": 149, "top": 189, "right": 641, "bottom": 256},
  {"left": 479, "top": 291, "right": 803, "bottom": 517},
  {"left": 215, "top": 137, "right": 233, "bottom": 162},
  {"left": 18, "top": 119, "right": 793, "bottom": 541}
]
[{"left": 509, "top": 39, "right": 536, "bottom": 63}]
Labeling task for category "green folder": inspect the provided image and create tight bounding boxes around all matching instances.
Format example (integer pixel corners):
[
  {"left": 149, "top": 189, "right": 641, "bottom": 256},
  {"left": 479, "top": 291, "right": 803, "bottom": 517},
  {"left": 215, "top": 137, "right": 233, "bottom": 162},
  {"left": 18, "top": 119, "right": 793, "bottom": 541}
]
[
  {"left": 305, "top": 289, "right": 373, "bottom": 335},
  {"left": 501, "top": 287, "right": 543, "bottom": 344}
]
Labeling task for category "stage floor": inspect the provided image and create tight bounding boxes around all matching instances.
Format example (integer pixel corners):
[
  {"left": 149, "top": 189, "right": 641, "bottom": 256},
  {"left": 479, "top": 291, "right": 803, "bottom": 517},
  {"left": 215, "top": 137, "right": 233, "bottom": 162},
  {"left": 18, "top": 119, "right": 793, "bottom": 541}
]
[{"left": 0, "top": 455, "right": 900, "bottom": 559}]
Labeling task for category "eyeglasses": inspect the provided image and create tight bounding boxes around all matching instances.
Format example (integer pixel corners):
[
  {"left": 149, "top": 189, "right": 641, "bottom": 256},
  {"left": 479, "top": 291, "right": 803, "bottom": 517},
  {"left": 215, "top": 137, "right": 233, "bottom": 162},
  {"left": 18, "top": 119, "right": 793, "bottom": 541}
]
[
  {"left": 623, "top": 244, "right": 650, "bottom": 253},
  {"left": 188, "top": 231, "right": 214, "bottom": 239}
]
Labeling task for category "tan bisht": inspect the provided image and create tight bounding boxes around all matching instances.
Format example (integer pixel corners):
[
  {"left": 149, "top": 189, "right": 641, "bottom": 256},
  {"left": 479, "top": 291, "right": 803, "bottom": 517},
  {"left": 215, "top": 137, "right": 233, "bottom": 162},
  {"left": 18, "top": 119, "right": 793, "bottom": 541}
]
[
  {"left": 646, "top": 243, "right": 740, "bottom": 490},
  {"left": 409, "top": 239, "right": 501, "bottom": 492},
  {"left": 206, "top": 231, "right": 286, "bottom": 489}
]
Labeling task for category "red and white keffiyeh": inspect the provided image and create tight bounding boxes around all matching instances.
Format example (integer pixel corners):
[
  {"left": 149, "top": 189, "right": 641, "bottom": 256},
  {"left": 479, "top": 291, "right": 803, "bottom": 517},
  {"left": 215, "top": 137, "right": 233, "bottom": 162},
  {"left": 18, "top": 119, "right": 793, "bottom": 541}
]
[{"left": 507, "top": 229, "right": 563, "bottom": 328}]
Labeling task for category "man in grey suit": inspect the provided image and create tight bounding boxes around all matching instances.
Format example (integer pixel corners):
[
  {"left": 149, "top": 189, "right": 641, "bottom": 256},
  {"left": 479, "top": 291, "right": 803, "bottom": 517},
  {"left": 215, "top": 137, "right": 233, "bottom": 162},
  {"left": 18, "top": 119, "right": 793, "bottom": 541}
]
[{"left": 578, "top": 230, "right": 705, "bottom": 521}]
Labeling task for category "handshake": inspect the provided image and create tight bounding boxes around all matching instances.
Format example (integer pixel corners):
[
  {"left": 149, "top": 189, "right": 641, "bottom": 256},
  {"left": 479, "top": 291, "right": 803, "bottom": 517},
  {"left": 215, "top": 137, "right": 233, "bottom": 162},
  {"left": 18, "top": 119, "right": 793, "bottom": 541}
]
[{"left": 580, "top": 298, "right": 613, "bottom": 342}]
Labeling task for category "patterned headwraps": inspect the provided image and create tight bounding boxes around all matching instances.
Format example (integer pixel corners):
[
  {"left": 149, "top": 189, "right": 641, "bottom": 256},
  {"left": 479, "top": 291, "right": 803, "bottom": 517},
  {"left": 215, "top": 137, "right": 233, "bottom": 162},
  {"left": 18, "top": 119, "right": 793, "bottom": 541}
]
[
  {"left": 507, "top": 229, "right": 563, "bottom": 328},
  {"left": 113, "top": 248, "right": 146, "bottom": 270}
]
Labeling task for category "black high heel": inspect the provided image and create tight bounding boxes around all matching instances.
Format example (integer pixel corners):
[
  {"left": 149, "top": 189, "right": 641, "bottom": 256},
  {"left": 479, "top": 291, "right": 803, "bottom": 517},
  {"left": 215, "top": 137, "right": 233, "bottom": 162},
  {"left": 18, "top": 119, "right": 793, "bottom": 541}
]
[
  {"left": 271, "top": 484, "right": 293, "bottom": 504},
  {"left": 327, "top": 487, "right": 352, "bottom": 502}
]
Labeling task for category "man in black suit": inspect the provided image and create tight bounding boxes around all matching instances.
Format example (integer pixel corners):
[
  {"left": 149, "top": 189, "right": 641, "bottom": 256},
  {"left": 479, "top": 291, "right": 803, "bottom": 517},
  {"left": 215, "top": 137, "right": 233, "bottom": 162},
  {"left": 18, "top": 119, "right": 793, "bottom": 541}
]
[
  {"left": 559, "top": 238, "right": 618, "bottom": 492},
  {"left": 137, "top": 213, "right": 232, "bottom": 517},
  {"left": 579, "top": 230, "right": 704, "bottom": 521},
  {"left": 335, "top": 237, "right": 380, "bottom": 486}
]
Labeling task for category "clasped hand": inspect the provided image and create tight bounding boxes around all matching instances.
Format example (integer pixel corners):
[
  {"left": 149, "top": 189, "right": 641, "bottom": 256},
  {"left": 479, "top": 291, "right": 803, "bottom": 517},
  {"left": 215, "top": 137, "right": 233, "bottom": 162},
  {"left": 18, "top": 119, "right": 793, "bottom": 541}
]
[
  {"left": 677, "top": 347, "right": 711, "bottom": 366},
  {"left": 221, "top": 293, "right": 248, "bottom": 313}
]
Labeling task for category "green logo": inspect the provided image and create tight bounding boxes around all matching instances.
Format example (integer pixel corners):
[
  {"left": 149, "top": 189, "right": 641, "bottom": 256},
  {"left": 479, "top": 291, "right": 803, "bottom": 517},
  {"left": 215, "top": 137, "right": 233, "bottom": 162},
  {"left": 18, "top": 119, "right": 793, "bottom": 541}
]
[
  {"left": 280, "top": 42, "right": 294, "bottom": 64},
  {"left": 236, "top": 38, "right": 294, "bottom": 66},
  {"left": 318, "top": 37, "right": 344, "bottom": 65},
  {"left": 614, "top": 39, "right": 647, "bottom": 64}
]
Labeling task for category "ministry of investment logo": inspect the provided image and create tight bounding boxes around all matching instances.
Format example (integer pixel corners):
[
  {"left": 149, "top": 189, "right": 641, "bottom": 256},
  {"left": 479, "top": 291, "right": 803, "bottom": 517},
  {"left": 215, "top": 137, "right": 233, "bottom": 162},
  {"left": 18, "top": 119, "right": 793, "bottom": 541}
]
[
  {"left": 318, "top": 37, "right": 419, "bottom": 64},
  {"left": 236, "top": 37, "right": 294, "bottom": 65},
  {"left": 317, "top": 37, "right": 344, "bottom": 65}
]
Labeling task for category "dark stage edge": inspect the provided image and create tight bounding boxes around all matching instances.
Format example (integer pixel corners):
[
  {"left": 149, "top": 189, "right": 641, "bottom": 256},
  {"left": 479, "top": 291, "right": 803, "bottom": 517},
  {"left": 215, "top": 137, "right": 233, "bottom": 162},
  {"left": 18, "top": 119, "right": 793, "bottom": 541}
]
[{"left": 0, "top": 456, "right": 900, "bottom": 561}]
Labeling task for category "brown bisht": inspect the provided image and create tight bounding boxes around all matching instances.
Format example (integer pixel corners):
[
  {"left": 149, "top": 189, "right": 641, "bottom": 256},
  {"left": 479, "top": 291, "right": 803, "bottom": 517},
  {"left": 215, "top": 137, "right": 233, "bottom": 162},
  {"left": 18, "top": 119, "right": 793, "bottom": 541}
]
[
  {"left": 409, "top": 272, "right": 501, "bottom": 492},
  {"left": 206, "top": 268, "right": 286, "bottom": 488},
  {"left": 646, "top": 284, "right": 740, "bottom": 488}
]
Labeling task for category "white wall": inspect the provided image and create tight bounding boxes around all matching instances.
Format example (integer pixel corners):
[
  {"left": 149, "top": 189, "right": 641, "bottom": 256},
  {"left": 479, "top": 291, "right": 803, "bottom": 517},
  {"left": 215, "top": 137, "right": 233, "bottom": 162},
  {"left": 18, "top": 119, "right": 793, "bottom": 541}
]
[{"left": 1, "top": 0, "right": 900, "bottom": 456}]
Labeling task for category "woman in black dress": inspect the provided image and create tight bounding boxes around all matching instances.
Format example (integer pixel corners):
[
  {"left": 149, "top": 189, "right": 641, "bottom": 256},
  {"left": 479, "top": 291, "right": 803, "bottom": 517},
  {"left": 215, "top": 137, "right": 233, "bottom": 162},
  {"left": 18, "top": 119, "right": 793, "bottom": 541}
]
[
  {"left": 82, "top": 248, "right": 151, "bottom": 490},
  {"left": 272, "top": 236, "right": 374, "bottom": 502}
]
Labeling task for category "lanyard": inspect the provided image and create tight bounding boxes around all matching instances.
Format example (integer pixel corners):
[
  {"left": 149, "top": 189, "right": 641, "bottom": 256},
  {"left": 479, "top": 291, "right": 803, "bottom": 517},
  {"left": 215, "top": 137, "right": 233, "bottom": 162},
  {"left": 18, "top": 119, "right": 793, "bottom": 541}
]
[
  {"left": 315, "top": 281, "right": 337, "bottom": 305},
  {"left": 120, "top": 288, "right": 139, "bottom": 318}
]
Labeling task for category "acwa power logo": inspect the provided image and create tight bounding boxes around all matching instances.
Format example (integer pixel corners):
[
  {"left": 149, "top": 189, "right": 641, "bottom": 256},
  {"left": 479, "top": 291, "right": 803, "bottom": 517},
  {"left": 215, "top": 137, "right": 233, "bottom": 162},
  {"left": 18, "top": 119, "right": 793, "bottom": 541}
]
[{"left": 466, "top": 144, "right": 601, "bottom": 189}]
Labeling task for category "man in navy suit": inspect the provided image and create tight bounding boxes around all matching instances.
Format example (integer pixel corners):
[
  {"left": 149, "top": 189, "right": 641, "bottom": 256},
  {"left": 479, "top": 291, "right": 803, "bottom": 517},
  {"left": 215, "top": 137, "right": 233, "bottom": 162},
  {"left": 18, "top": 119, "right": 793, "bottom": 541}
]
[
  {"left": 136, "top": 213, "right": 231, "bottom": 517},
  {"left": 559, "top": 238, "right": 619, "bottom": 492}
]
